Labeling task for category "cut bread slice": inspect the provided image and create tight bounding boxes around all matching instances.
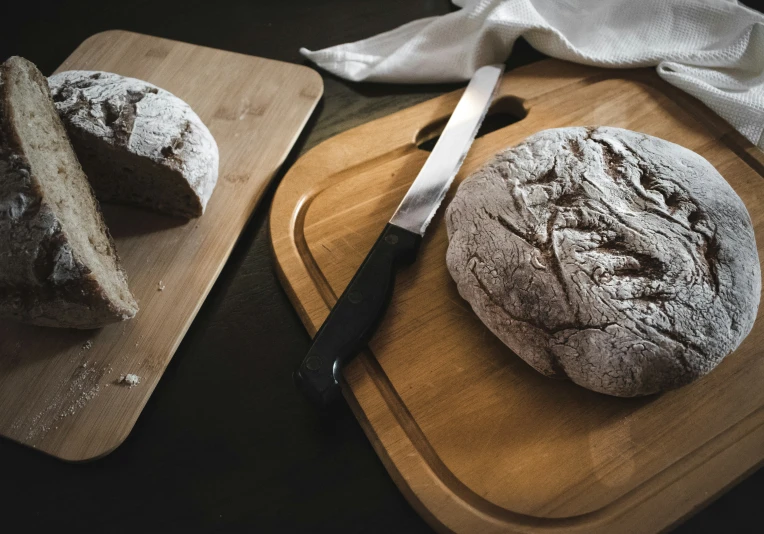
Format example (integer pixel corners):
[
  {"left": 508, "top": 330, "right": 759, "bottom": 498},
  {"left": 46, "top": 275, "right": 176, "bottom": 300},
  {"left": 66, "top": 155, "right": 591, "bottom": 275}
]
[
  {"left": 0, "top": 56, "right": 138, "bottom": 328},
  {"left": 48, "top": 70, "right": 219, "bottom": 218}
]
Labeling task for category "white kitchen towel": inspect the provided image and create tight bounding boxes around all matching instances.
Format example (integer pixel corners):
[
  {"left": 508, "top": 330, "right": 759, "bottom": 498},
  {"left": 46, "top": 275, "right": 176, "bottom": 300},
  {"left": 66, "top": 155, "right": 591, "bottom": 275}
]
[{"left": 301, "top": 0, "right": 764, "bottom": 148}]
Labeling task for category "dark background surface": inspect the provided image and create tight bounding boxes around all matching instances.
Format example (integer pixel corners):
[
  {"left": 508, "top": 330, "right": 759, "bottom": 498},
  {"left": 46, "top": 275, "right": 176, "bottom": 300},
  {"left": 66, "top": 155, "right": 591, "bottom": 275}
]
[{"left": 0, "top": 1, "right": 762, "bottom": 532}]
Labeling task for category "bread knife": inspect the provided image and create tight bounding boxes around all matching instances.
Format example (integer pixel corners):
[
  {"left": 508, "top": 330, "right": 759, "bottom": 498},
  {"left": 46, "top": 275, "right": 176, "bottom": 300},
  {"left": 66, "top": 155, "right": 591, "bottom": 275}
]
[{"left": 295, "top": 64, "right": 505, "bottom": 406}]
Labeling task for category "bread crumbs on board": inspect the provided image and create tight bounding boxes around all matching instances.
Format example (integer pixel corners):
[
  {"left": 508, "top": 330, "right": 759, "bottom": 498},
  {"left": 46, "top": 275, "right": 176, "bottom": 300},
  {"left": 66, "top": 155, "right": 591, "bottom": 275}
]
[{"left": 118, "top": 374, "right": 141, "bottom": 387}]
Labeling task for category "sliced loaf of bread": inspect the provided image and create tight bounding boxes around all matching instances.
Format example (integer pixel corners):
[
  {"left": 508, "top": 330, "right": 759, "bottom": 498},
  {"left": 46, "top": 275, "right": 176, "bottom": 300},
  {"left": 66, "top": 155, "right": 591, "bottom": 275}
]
[
  {"left": 48, "top": 71, "right": 219, "bottom": 218},
  {"left": 0, "top": 57, "right": 138, "bottom": 328}
]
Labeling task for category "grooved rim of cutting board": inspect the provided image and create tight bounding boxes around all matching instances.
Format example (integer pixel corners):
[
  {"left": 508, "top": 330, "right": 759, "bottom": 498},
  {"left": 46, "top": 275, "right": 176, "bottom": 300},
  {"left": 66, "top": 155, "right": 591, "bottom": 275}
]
[
  {"left": 271, "top": 59, "right": 764, "bottom": 533},
  {"left": 0, "top": 31, "right": 322, "bottom": 461}
]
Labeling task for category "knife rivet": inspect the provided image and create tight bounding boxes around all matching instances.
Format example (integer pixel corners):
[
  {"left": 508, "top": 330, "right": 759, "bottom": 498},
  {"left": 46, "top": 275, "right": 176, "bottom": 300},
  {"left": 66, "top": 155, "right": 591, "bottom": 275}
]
[
  {"left": 305, "top": 356, "right": 321, "bottom": 371},
  {"left": 385, "top": 234, "right": 399, "bottom": 245},
  {"left": 348, "top": 290, "right": 363, "bottom": 304}
]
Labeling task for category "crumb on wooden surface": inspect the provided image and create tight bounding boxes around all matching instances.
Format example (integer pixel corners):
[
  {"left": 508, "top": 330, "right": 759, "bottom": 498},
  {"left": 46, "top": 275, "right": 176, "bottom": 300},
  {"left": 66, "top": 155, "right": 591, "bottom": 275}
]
[
  {"left": 118, "top": 374, "right": 141, "bottom": 387},
  {"left": 158, "top": 281, "right": 165, "bottom": 292},
  {"left": 82, "top": 340, "right": 92, "bottom": 350}
]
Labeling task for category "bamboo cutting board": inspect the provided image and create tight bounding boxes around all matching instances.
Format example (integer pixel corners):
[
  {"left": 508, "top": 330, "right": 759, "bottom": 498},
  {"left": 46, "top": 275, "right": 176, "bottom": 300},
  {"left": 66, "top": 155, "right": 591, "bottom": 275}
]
[
  {"left": 270, "top": 60, "right": 764, "bottom": 533},
  {"left": 0, "top": 31, "right": 322, "bottom": 461}
]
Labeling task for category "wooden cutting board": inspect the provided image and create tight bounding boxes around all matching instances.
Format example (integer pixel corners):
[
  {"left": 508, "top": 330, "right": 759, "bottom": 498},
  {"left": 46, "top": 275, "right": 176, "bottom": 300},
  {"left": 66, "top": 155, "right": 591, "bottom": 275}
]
[
  {"left": 270, "top": 59, "right": 764, "bottom": 533},
  {"left": 0, "top": 30, "right": 322, "bottom": 461}
]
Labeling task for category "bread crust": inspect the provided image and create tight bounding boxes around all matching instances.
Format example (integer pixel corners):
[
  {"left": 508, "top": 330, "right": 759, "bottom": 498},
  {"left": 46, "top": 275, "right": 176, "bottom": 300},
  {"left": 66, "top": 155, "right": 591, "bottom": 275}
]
[
  {"left": 48, "top": 71, "right": 219, "bottom": 218},
  {"left": 446, "top": 127, "right": 761, "bottom": 396},
  {"left": 0, "top": 57, "right": 137, "bottom": 329}
]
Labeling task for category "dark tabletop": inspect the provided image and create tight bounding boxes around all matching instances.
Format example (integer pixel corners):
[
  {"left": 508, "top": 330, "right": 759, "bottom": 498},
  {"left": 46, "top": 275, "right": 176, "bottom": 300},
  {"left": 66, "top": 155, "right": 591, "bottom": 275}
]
[{"left": 1, "top": 1, "right": 761, "bottom": 532}]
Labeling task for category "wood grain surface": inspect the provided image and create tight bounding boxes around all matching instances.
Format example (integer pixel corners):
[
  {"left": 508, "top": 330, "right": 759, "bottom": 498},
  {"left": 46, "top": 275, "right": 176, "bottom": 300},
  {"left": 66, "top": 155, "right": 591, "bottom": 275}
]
[
  {"left": 0, "top": 30, "right": 322, "bottom": 461},
  {"left": 271, "top": 59, "right": 764, "bottom": 533}
]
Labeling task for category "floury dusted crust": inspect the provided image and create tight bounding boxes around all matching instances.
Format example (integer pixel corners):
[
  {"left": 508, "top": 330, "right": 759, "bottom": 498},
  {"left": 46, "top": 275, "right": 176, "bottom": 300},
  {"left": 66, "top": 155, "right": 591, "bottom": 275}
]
[
  {"left": 446, "top": 127, "right": 760, "bottom": 396},
  {"left": 48, "top": 70, "right": 219, "bottom": 218}
]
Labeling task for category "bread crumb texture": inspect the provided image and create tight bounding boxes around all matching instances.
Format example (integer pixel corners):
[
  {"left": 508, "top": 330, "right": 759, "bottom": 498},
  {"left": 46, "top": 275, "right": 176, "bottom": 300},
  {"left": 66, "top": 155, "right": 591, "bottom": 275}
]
[{"left": 0, "top": 57, "right": 137, "bottom": 328}]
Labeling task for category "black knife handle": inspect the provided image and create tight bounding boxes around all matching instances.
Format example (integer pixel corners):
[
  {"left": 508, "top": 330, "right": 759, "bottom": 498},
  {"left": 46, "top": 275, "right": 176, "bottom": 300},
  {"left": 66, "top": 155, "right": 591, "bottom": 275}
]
[{"left": 295, "top": 223, "right": 422, "bottom": 406}]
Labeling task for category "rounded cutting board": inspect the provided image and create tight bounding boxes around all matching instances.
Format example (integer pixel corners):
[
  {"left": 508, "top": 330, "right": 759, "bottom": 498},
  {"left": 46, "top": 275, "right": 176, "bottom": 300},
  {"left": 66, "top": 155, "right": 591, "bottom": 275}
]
[
  {"left": 270, "top": 59, "right": 764, "bottom": 533},
  {"left": 0, "top": 30, "right": 322, "bottom": 461}
]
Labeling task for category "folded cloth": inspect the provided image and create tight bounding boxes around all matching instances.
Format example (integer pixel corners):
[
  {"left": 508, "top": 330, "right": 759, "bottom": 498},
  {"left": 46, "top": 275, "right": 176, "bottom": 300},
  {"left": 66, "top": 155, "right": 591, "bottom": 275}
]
[{"left": 301, "top": 0, "right": 764, "bottom": 148}]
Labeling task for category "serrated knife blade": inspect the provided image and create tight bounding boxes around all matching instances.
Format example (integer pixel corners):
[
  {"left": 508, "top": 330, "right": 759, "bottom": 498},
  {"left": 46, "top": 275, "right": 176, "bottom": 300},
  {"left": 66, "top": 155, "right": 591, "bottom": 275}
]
[
  {"left": 295, "top": 64, "right": 505, "bottom": 406},
  {"left": 390, "top": 64, "right": 505, "bottom": 235}
]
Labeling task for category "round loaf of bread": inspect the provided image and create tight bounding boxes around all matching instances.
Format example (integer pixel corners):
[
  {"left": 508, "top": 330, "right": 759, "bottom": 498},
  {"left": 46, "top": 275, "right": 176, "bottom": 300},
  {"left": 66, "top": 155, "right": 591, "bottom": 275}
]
[{"left": 445, "top": 127, "right": 760, "bottom": 396}]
